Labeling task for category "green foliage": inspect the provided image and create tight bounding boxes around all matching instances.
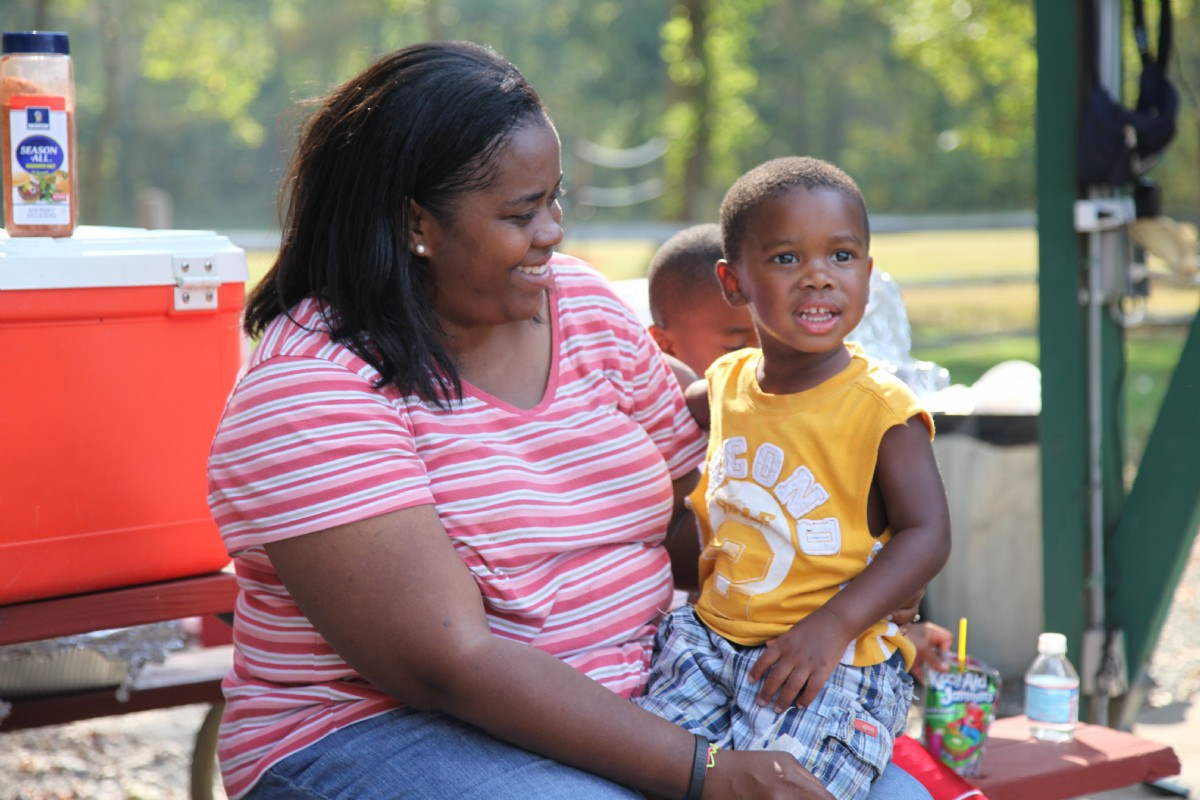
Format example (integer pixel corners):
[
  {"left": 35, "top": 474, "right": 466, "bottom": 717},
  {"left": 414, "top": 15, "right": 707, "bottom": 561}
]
[
  {"left": 879, "top": 0, "right": 1036, "bottom": 156},
  {"left": 865, "top": 0, "right": 1036, "bottom": 209},
  {"left": 3, "top": 0, "right": 1194, "bottom": 229},
  {"left": 142, "top": 1, "right": 275, "bottom": 146},
  {"left": 703, "top": 0, "right": 771, "bottom": 190}
]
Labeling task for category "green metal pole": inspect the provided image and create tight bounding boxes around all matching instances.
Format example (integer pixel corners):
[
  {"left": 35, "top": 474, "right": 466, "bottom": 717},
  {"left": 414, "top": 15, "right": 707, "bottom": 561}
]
[
  {"left": 1036, "top": 0, "right": 1090, "bottom": 674},
  {"left": 1038, "top": 0, "right": 1194, "bottom": 725}
]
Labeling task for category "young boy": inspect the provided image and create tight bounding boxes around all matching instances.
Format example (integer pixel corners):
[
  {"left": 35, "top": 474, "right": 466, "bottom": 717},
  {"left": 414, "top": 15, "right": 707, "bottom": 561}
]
[
  {"left": 638, "top": 156, "right": 952, "bottom": 800},
  {"left": 647, "top": 223, "right": 758, "bottom": 382}
]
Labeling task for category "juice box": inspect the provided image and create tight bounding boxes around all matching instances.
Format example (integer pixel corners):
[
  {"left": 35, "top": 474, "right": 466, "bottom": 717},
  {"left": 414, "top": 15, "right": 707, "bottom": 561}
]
[{"left": 922, "top": 654, "right": 1002, "bottom": 777}]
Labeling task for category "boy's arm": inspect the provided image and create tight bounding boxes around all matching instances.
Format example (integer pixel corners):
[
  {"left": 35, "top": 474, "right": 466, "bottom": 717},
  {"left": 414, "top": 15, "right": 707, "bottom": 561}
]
[
  {"left": 662, "top": 353, "right": 698, "bottom": 392},
  {"left": 663, "top": 468, "right": 701, "bottom": 592},
  {"left": 684, "top": 378, "right": 710, "bottom": 430},
  {"left": 749, "top": 414, "right": 951, "bottom": 710}
]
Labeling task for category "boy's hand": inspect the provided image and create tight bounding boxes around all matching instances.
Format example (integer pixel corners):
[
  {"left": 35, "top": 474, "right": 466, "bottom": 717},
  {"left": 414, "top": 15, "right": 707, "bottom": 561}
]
[
  {"left": 887, "top": 589, "right": 925, "bottom": 632},
  {"left": 748, "top": 606, "right": 850, "bottom": 711}
]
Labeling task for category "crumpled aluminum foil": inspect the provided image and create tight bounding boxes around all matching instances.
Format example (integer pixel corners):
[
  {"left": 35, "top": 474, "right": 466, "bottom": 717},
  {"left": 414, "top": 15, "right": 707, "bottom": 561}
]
[
  {"left": 0, "top": 621, "right": 188, "bottom": 716},
  {"left": 850, "top": 270, "right": 951, "bottom": 400}
]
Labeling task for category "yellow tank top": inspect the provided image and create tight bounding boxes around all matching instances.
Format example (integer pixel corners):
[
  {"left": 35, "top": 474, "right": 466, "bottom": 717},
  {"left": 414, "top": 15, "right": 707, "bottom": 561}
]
[{"left": 691, "top": 343, "right": 932, "bottom": 668}]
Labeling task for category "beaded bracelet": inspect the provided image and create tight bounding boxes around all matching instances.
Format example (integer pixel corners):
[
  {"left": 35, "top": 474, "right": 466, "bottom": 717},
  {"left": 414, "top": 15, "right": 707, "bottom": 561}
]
[{"left": 685, "top": 734, "right": 718, "bottom": 800}]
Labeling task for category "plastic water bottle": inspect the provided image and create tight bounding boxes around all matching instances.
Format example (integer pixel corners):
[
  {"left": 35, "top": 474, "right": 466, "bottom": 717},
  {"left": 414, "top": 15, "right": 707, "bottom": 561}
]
[{"left": 1025, "top": 632, "right": 1079, "bottom": 742}]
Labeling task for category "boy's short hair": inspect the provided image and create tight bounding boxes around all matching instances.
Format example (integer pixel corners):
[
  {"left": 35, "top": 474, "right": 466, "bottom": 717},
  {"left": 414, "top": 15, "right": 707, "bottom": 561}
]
[
  {"left": 646, "top": 223, "right": 724, "bottom": 328},
  {"left": 719, "top": 156, "right": 869, "bottom": 263}
]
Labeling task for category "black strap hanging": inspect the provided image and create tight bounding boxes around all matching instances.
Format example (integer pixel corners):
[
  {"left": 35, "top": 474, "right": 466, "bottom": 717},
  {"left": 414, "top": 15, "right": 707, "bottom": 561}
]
[
  {"left": 1130, "top": 0, "right": 1177, "bottom": 163},
  {"left": 1077, "top": 0, "right": 1178, "bottom": 187}
]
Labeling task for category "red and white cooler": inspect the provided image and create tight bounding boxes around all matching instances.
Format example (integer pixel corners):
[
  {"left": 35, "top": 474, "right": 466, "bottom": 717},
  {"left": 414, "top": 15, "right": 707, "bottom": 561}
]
[{"left": 1, "top": 226, "right": 249, "bottom": 604}]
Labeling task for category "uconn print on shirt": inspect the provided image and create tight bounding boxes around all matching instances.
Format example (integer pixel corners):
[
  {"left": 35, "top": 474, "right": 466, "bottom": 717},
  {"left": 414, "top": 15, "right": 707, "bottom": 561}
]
[{"left": 701, "top": 435, "right": 881, "bottom": 606}]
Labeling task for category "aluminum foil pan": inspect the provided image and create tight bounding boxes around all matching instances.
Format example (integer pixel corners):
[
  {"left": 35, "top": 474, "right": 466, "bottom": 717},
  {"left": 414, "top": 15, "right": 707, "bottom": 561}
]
[{"left": 0, "top": 621, "right": 187, "bottom": 701}]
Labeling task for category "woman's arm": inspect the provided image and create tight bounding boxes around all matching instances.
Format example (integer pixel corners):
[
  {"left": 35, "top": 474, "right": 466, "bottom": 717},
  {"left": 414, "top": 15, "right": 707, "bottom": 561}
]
[{"left": 265, "top": 503, "right": 833, "bottom": 800}]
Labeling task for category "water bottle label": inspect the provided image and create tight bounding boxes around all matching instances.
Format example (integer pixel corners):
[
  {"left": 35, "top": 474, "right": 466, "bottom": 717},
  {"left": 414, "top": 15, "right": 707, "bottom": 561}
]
[{"left": 1025, "top": 683, "right": 1078, "bottom": 725}]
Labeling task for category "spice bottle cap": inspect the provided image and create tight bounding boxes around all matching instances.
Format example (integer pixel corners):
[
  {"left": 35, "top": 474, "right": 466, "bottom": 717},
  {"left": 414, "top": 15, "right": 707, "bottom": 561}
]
[{"left": 3, "top": 32, "right": 70, "bottom": 56}]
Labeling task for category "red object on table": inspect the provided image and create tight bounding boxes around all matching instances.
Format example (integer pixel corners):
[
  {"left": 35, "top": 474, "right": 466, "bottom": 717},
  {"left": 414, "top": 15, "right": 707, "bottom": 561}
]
[
  {"left": 0, "top": 571, "right": 238, "bottom": 645},
  {"left": 0, "top": 229, "right": 246, "bottom": 604},
  {"left": 892, "top": 734, "right": 989, "bottom": 800}
]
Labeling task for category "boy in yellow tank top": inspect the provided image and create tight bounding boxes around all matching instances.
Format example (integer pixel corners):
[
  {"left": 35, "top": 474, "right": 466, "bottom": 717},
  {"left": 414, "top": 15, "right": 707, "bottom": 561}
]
[{"left": 637, "top": 157, "right": 952, "bottom": 800}]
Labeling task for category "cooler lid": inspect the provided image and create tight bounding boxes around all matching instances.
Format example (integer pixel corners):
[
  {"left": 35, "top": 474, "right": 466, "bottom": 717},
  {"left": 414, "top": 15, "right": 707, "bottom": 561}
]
[{"left": 0, "top": 225, "right": 251, "bottom": 290}]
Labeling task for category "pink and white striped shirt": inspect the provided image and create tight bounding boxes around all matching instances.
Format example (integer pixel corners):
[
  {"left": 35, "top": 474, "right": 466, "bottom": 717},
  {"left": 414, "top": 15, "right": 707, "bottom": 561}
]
[{"left": 207, "top": 255, "right": 705, "bottom": 798}]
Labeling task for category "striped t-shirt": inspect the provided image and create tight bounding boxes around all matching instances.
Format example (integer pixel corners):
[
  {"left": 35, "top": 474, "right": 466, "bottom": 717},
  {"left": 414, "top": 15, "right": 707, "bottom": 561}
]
[{"left": 207, "top": 255, "right": 705, "bottom": 798}]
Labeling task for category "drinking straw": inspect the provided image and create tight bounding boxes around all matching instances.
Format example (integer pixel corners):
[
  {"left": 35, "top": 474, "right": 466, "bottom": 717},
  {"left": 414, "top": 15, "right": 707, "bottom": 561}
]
[{"left": 958, "top": 617, "right": 968, "bottom": 672}]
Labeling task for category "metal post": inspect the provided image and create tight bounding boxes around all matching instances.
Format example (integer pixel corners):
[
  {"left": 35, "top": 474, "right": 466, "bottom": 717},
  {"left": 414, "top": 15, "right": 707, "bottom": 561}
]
[{"left": 1084, "top": 0, "right": 1123, "bottom": 726}]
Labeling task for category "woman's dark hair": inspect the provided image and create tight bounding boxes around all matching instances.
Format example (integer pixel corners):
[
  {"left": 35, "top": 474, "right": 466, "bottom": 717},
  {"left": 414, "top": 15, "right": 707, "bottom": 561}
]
[{"left": 244, "top": 41, "right": 547, "bottom": 405}]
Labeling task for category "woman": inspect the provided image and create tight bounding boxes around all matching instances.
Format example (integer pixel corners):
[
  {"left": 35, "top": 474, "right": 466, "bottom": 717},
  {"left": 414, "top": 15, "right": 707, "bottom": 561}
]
[{"left": 208, "top": 41, "right": 930, "bottom": 799}]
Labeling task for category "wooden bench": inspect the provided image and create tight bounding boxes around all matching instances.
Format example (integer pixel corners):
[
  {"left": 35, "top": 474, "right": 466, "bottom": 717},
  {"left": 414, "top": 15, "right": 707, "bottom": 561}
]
[
  {"left": 970, "top": 715, "right": 1182, "bottom": 800},
  {"left": 0, "top": 571, "right": 237, "bottom": 731}
]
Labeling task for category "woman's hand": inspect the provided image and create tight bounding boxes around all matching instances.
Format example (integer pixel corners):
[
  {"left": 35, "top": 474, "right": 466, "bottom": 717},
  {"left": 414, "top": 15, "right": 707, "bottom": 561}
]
[
  {"left": 704, "top": 749, "right": 836, "bottom": 800},
  {"left": 908, "top": 620, "right": 954, "bottom": 680}
]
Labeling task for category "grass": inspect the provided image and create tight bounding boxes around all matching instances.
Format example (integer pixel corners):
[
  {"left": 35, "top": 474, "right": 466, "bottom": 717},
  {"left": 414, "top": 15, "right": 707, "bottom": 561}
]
[{"left": 244, "top": 227, "right": 1197, "bottom": 471}]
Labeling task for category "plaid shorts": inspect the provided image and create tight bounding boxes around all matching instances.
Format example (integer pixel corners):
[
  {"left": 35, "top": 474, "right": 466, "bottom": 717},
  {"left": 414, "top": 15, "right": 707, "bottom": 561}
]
[{"left": 635, "top": 607, "right": 914, "bottom": 800}]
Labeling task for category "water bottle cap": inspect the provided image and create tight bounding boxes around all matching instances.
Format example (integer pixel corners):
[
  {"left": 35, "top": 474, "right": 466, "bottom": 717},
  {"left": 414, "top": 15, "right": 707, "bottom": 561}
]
[
  {"left": 1038, "top": 632, "right": 1068, "bottom": 655},
  {"left": 2, "top": 31, "right": 70, "bottom": 56}
]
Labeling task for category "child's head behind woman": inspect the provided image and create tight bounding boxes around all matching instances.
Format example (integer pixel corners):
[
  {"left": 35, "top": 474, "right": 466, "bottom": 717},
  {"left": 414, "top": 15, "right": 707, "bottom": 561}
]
[{"left": 646, "top": 223, "right": 757, "bottom": 377}]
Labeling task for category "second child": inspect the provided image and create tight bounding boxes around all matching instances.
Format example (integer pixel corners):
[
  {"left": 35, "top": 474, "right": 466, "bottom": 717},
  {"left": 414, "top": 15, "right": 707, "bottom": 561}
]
[{"left": 647, "top": 222, "right": 758, "bottom": 380}]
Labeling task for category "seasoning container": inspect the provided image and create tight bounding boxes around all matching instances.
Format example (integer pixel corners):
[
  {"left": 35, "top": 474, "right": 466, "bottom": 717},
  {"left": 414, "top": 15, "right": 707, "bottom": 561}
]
[{"left": 1, "top": 31, "right": 77, "bottom": 238}]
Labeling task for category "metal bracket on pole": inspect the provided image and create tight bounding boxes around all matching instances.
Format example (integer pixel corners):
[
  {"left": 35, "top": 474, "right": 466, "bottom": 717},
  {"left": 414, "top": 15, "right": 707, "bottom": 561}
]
[{"left": 1074, "top": 197, "right": 1136, "bottom": 233}]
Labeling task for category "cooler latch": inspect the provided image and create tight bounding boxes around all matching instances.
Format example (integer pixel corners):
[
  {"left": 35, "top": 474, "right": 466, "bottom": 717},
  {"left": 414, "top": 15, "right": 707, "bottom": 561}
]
[{"left": 172, "top": 256, "right": 222, "bottom": 311}]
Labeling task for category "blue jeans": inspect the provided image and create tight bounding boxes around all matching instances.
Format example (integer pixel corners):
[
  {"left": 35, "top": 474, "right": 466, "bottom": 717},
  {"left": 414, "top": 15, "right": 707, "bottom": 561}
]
[{"left": 247, "top": 706, "right": 933, "bottom": 799}]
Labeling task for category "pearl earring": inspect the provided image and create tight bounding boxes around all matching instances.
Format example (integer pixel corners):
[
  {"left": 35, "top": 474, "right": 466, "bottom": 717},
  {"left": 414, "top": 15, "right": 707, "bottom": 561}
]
[{"left": 415, "top": 244, "right": 427, "bottom": 256}]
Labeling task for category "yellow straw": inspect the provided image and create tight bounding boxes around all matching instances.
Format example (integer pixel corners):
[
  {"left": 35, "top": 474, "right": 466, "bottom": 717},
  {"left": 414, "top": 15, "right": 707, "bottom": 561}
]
[{"left": 958, "top": 617, "right": 968, "bottom": 672}]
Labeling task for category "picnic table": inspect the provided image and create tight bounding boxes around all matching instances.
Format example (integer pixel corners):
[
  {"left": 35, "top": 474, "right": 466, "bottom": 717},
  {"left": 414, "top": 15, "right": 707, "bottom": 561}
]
[
  {"left": 971, "top": 715, "right": 1182, "bottom": 800},
  {"left": 1, "top": 573, "right": 1184, "bottom": 800},
  {"left": 0, "top": 571, "right": 236, "bottom": 800}
]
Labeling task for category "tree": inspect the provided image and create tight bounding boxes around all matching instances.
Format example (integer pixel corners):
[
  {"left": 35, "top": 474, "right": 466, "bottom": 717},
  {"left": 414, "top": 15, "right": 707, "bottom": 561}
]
[
  {"left": 659, "top": 0, "right": 770, "bottom": 221},
  {"left": 870, "top": 0, "right": 1037, "bottom": 208},
  {"left": 3, "top": 0, "right": 1194, "bottom": 229}
]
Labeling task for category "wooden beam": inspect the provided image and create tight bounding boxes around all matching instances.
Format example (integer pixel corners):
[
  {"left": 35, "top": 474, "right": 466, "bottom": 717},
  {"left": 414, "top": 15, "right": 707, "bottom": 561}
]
[
  {"left": 1109, "top": 316, "right": 1200, "bottom": 701},
  {"left": 0, "top": 572, "right": 237, "bottom": 646}
]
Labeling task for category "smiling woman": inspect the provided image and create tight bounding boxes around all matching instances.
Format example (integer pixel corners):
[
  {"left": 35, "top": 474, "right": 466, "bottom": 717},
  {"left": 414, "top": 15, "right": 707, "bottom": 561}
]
[
  {"left": 205, "top": 41, "right": 927, "bottom": 800},
  {"left": 407, "top": 118, "right": 564, "bottom": 408}
]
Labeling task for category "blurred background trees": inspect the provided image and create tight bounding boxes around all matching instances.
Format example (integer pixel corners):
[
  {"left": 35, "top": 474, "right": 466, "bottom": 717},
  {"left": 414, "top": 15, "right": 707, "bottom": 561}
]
[{"left": 4, "top": 0, "right": 1196, "bottom": 230}]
